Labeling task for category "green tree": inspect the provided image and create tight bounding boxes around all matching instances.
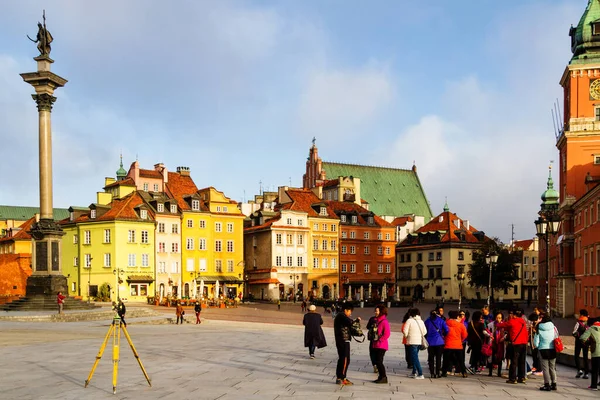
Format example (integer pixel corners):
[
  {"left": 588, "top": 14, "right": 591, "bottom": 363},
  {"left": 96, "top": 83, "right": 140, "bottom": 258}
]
[
  {"left": 95, "top": 282, "right": 112, "bottom": 302},
  {"left": 467, "top": 238, "right": 519, "bottom": 302}
]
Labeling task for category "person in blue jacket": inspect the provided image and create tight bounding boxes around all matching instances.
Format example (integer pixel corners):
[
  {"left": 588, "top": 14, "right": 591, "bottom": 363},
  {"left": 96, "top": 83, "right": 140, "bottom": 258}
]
[
  {"left": 425, "top": 309, "right": 449, "bottom": 378},
  {"left": 533, "top": 314, "right": 558, "bottom": 391}
]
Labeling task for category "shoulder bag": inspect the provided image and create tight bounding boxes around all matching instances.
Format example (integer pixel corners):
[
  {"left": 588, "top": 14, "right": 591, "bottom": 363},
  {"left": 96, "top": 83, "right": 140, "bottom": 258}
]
[
  {"left": 417, "top": 320, "right": 428, "bottom": 350},
  {"left": 553, "top": 326, "right": 564, "bottom": 353}
]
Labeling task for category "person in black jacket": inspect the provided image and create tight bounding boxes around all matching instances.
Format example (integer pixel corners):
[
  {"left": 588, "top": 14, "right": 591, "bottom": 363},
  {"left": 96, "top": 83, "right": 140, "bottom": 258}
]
[
  {"left": 367, "top": 308, "right": 380, "bottom": 374},
  {"left": 303, "top": 305, "right": 327, "bottom": 359},
  {"left": 194, "top": 302, "right": 202, "bottom": 324},
  {"left": 116, "top": 299, "right": 127, "bottom": 327},
  {"left": 334, "top": 303, "right": 360, "bottom": 385}
]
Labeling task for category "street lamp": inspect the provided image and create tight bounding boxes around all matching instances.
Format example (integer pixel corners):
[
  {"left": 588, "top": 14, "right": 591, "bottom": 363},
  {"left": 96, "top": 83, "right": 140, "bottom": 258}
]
[
  {"left": 113, "top": 268, "right": 125, "bottom": 301},
  {"left": 456, "top": 270, "right": 466, "bottom": 310},
  {"left": 486, "top": 253, "right": 498, "bottom": 307},
  {"left": 88, "top": 256, "right": 93, "bottom": 304},
  {"left": 290, "top": 274, "right": 299, "bottom": 302},
  {"left": 534, "top": 165, "right": 561, "bottom": 317},
  {"left": 383, "top": 277, "right": 392, "bottom": 302},
  {"left": 191, "top": 271, "right": 201, "bottom": 299}
]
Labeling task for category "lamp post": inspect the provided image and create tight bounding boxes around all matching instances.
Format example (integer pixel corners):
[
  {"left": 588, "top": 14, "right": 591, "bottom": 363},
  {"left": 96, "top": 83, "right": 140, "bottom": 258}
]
[
  {"left": 290, "top": 274, "right": 299, "bottom": 302},
  {"left": 191, "top": 271, "right": 201, "bottom": 299},
  {"left": 88, "top": 256, "right": 93, "bottom": 304},
  {"left": 534, "top": 166, "right": 561, "bottom": 317},
  {"left": 456, "top": 271, "right": 465, "bottom": 310},
  {"left": 486, "top": 253, "right": 498, "bottom": 307},
  {"left": 113, "top": 268, "right": 125, "bottom": 301}
]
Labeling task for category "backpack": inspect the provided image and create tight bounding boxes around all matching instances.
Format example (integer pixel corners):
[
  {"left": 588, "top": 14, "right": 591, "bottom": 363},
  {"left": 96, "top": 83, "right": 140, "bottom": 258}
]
[
  {"left": 573, "top": 321, "right": 588, "bottom": 339},
  {"left": 368, "top": 319, "right": 379, "bottom": 341}
]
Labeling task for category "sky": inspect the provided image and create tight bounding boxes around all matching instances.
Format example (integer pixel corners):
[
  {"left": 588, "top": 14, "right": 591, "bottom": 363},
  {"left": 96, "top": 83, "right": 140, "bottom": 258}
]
[{"left": 0, "top": 0, "right": 586, "bottom": 243}]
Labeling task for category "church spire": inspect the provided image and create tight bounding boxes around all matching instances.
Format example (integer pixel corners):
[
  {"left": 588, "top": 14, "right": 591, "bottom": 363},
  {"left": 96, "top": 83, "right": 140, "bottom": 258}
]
[{"left": 116, "top": 153, "right": 127, "bottom": 181}]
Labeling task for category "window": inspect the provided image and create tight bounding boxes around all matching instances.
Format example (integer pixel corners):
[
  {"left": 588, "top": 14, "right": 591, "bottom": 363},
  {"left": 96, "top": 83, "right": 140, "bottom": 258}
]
[
  {"left": 104, "top": 229, "right": 111, "bottom": 244},
  {"left": 216, "top": 206, "right": 221, "bottom": 212},
  {"left": 313, "top": 239, "right": 319, "bottom": 250},
  {"left": 331, "top": 258, "right": 337, "bottom": 269},
  {"left": 407, "top": 254, "right": 412, "bottom": 262},
  {"left": 385, "top": 247, "right": 391, "bottom": 255},
  {"left": 351, "top": 216, "right": 357, "bottom": 224},
  {"left": 513, "top": 285, "right": 518, "bottom": 295},
  {"left": 428, "top": 252, "right": 434, "bottom": 261},
  {"left": 313, "top": 258, "right": 319, "bottom": 268},
  {"left": 172, "top": 261, "right": 179, "bottom": 273},
  {"left": 341, "top": 231, "right": 347, "bottom": 238},
  {"left": 276, "top": 234, "right": 282, "bottom": 244},
  {"left": 199, "top": 238, "right": 206, "bottom": 250},
  {"left": 227, "top": 223, "right": 233, "bottom": 233},
  {"left": 287, "top": 256, "right": 293, "bottom": 266},
  {"left": 186, "top": 238, "right": 194, "bottom": 250},
  {"left": 158, "top": 223, "right": 165, "bottom": 233},
  {"left": 287, "top": 217, "right": 292, "bottom": 225},
  {"left": 319, "top": 206, "right": 327, "bottom": 216},
  {"left": 524, "top": 256, "right": 529, "bottom": 265},
  {"left": 73, "top": 235, "right": 78, "bottom": 244},
  {"left": 298, "top": 235, "right": 304, "bottom": 245},
  {"left": 287, "top": 234, "right": 293, "bottom": 245},
  {"left": 140, "top": 209, "right": 147, "bottom": 219},
  {"left": 227, "top": 260, "right": 234, "bottom": 273},
  {"left": 199, "top": 259, "right": 207, "bottom": 272},
  {"left": 83, "top": 254, "right": 91, "bottom": 268},
  {"left": 157, "top": 203, "right": 164, "bottom": 212},
  {"left": 458, "top": 251, "right": 464, "bottom": 260},
  {"left": 350, "top": 246, "right": 356, "bottom": 254},
  {"left": 142, "top": 254, "right": 149, "bottom": 267},
  {"left": 170, "top": 204, "right": 177, "bottom": 213},
  {"left": 436, "top": 252, "right": 442, "bottom": 261},
  {"left": 585, "top": 249, "right": 588, "bottom": 274},
  {"left": 364, "top": 232, "right": 370, "bottom": 239},
  {"left": 416, "top": 266, "right": 423, "bottom": 279},
  {"left": 341, "top": 215, "right": 347, "bottom": 223},
  {"left": 400, "top": 254, "right": 405, "bottom": 263},
  {"left": 313, "top": 223, "right": 319, "bottom": 230},
  {"left": 364, "top": 246, "right": 370, "bottom": 255},
  {"left": 364, "top": 263, "right": 370, "bottom": 273},
  {"left": 331, "top": 240, "right": 337, "bottom": 250},
  {"left": 298, "top": 219, "right": 303, "bottom": 226},
  {"left": 378, "top": 264, "right": 383, "bottom": 273},
  {"left": 187, "top": 219, "right": 193, "bottom": 228},
  {"left": 154, "top": 183, "right": 159, "bottom": 192},
  {"left": 377, "top": 233, "right": 382, "bottom": 240},
  {"left": 322, "top": 240, "right": 328, "bottom": 250},
  {"left": 215, "top": 222, "right": 222, "bottom": 232},
  {"left": 143, "top": 183, "right": 148, "bottom": 191},
  {"left": 322, "top": 258, "right": 328, "bottom": 268},
  {"left": 341, "top": 245, "right": 347, "bottom": 254},
  {"left": 90, "top": 209, "right": 96, "bottom": 219},
  {"left": 171, "top": 242, "right": 179, "bottom": 253},
  {"left": 276, "top": 256, "right": 282, "bottom": 266},
  {"left": 386, "top": 264, "right": 391, "bottom": 273},
  {"left": 128, "top": 254, "right": 136, "bottom": 267},
  {"left": 84, "top": 230, "right": 91, "bottom": 245},
  {"left": 532, "top": 271, "right": 537, "bottom": 280},
  {"left": 215, "top": 260, "right": 222, "bottom": 273},
  {"left": 130, "top": 284, "right": 148, "bottom": 297},
  {"left": 331, "top": 224, "right": 337, "bottom": 232},
  {"left": 385, "top": 233, "right": 391, "bottom": 240},
  {"left": 341, "top": 264, "right": 347, "bottom": 273},
  {"left": 368, "top": 216, "right": 374, "bottom": 224},
  {"left": 298, "top": 256, "right": 303, "bottom": 267},
  {"left": 141, "top": 230, "right": 149, "bottom": 244},
  {"left": 532, "top": 256, "right": 536, "bottom": 265},
  {"left": 215, "top": 240, "right": 222, "bottom": 252},
  {"left": 350, "top": 231, "right": 356, "bottom": 239},
  {"left": 377, "top": 246, "right": 383, "bottom": 255},
  {"left": 158, "top": 242, "right": 166, "bottom": 252},
  {"left": 227, "top": 240, "right": 234, "bottom": 252},
  {"left": 158, "top": 261, "right": 166, "bottom": 273},
  {"left": 172, "top": 224, "right": 178, "bottom": 234},
  {"left": 128, "top": 230, "right": 136, "bottom": 243},
  {"left": 199, "top": 220, "right": 206, "bottom": 228},
  {"left": 417, "top": 253, "right": 423, "bottom": 262},
  {"left": 350, "top": 263, "right": 356, "bottom": 273},
  {"left": 191, "top": 200, "right": 200, "bottom": 211}
]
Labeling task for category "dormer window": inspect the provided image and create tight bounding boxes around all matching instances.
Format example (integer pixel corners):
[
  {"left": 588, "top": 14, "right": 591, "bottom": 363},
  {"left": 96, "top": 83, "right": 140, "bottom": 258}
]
[
  {"left": 143, "top": 183, "right": 148, "bottom": 192},
  {"left": 157, "top": 203, "right": 164, "bottom": 212},
  {"left": 341, "top": 215, "right": 347, "bottom": 223},
  {"left": 593, "top": 21, "right": 600, "bottom": 36},
  {"left": 319, "top": 206, "right": 327, "bottom": 216},
  {"left": 153, "top": 184, "right": 159, "bottom": 192},
  {"left": 70, "top": 212, "right": 74, "bottom": 221},
  {"left": 90, "top": 209, "right": 96, "bottom": 219},
  {"left": 368, "top": 216, "right": 374, "bottom": 224},
  {"left": 140, "top": 209, "right": 148, "bottom": 219},
  {"left": 191, "top": 200, "right": 200, "bottom": 211},
  {"left": 351, "top": 216, "right": 357, "bottom": 224},
  {"left": 170, "top": 204, "right": 177, "bottom": 213}
]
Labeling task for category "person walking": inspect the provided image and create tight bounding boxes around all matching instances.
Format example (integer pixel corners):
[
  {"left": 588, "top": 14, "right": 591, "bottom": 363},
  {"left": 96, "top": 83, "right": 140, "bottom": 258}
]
[
  {"left": 334, "top": 303, "right": 360, "bottom": 385},
  {"left": 534, "top": 313, "right": 558, "bottom": 391},
  {"left": 301, "top": 300, "right": 307, "bottom": 313},
  {"left": 371, "top": 304, "right": 391, "bottom": 384},
  {"left": 116, "top": 299, "right": 127, "bottom": 327},
  {"left": 194, "top": 301, "right": 202, "bottom": 324},
  {"left": 580, "top": 317, "right": 600, "bottom": 390},
  {"left": 441, "top": 310, "right": 468, "bottom": 378},
  {"left": 402, "top": 308, "right": 427, "bottom": 379},
  {"left": 573, "top": 309, "right": 590, "bottom": 379},
  {"left": 56, "top": 291, "right": 66, "bottom": 315},
  {"left": 175, "top": 301, "right": 185, "bottom": 325},
  {"left": 303, "top": 305, "right": 327, "bottom": 359},
  {"left": 424, "top": 309, "right": 448, "bottom": 378},
  {"left": 497, "top": 309, "right": 528, "bottom": 384}
]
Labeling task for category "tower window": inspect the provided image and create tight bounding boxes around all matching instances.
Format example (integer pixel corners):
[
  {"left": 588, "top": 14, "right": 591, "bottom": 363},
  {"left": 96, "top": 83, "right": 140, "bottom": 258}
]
[
  {"left": 595, "top": 155, "right": 600, "bottom": 165},
  {"left": 596, "top": 107, "right": 600, "bottom": 122},
  {"left": 593, "top": 22, "right": 600, "bottom": 36}
]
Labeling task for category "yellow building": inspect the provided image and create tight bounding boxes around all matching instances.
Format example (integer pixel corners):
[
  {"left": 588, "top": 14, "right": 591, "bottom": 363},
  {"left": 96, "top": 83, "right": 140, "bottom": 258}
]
[
  {"left": 181, "top": 187, "right": 245, "bottom": 299},
  {"left": 60, "top": 191, "right": 156, "bottom": 302}
]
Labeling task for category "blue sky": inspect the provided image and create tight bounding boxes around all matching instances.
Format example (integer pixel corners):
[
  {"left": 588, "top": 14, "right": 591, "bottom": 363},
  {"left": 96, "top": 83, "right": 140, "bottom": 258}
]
[{"left": 0, "top": 1, "right": 585, "bottom": 242}]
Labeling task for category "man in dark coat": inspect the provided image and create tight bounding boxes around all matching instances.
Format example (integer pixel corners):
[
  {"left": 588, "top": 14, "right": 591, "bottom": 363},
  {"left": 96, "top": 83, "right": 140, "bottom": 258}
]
[
  {"left": 334, "top": 303, "right": 360, "bottom": 385},
  {"left": 303, "top": 305, "right": 327, "bottom": 359}
]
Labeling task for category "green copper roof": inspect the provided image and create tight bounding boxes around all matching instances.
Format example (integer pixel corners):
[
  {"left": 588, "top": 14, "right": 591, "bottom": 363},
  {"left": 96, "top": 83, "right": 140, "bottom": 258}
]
[
  {"left": 541, "top": 167, "right": 559, "bottom": 207},
  {"left": 570, "top": 0, "right": 600, "bottom": 64},
  {"left": 322, "top": 162, "right": 433, "bottom": 218},
  {"left": 0, "top": 205, "right": 71, "bottom": 221},
  {"left": 116, "top": 154, "right": 127, "bottom": 180}
]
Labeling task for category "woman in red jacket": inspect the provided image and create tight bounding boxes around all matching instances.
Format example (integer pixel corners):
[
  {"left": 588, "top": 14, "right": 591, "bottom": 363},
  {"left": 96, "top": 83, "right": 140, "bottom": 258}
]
[
  {"left": 441, "top": 310, "right": 468, "bottom": 378},
  {"left": 496, "top": 309, "right": 528, "bottom": 384}
]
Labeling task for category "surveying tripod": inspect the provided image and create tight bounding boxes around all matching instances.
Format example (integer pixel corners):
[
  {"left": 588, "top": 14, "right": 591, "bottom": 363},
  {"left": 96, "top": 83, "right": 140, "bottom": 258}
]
[{"left": 85, "top": 314, "right": 151, "bottom": 394}]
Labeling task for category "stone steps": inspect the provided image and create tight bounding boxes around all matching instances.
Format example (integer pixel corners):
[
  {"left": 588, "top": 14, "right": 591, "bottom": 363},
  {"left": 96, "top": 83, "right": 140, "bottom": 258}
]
[
  {"left": 0, "top": 307, "right": 161, "bottom": 322},
  {"left": 1, "top": 296, "right": 100, "bottom": 311}
]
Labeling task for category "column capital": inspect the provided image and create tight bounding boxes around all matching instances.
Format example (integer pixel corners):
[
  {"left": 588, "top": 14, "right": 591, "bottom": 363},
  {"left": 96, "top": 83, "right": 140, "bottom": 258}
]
[{"left": 32, "top": 93, "right": 56, "bottom": 112}]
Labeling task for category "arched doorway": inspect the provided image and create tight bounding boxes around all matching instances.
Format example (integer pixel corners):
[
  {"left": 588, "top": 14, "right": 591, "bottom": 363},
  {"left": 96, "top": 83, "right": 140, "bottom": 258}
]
[
  {"left": 414, "top": 284, "right": 423, "bottom": 301},
  {"left": 278, "top": 283, "right": 285, "bottom": 299},
  {"left": 159, "top": 283, "right": 165, "bottom": 300},
  {"left": 297, "top": 283, "right": 304, "bottom": 300},
  {"left": 322, "top": 285, "right": 330, "bottom": 299}
]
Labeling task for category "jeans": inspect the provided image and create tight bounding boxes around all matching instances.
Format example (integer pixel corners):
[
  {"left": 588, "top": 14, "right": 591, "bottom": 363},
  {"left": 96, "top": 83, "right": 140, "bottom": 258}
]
[
  {"left": 575, "top": 340, "right": 590, "bottom": 373},
  {"left": 373, "top": 348, "right": 387, "bottom": 379},
  {"left": 427, "top": 345, "right": 443, "bottom": 376},
  {"left": 195, "top": 312, "right": 201, "bottom": 324},
  {"left": 177, "top": 316, "right": 184, "bottom": 324},
  {"left": 336, "top": 342, "right": 350, "bottom": 379},
  {"left": 540, "top": 357, "right": 557, "bottom": 385},
  {"left": 407, "top": 345, "right": 422, "bottom": 376},
  {"left": 592, "top": 357, "right": 600, "bottom": 389},
  {"left": 308, "top": 344, "right": 316, "bottom": 355},
  {"left": 404, "top": 345, "right": 413, "bottom": 368},
  {"left": 509, "top": 344, "right": 527, "bottom": 381}
]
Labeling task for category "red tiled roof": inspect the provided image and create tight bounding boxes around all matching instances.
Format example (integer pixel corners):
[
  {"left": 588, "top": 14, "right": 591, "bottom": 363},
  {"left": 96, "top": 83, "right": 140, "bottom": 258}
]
[
  {"left": 139, "top": 169, "right": 163, "bottom": 179},
  {"left": 390, "top": 216, "right": 413, "bottom": 226},
  {"left": 165, "top": 172, "right": 199, "bottom": 211},
  {"left": 400, "top": 211, "right": 486, "bottom": 245},
  {"left": 60, "top": 192, "right": 153, "bottom": 224},
  {"left": 0, "top": 217, "right": 35, "bottom": 242},
  {"left": 513, "top": 239, "right": 534, "bottom": 250},
  {"left": 104, "top": 177, "right": 135, "bottom": 188},
  {"left": 322, "top": 179, "right": 339, "bottom": 188},
  {"left": 244, "top": 216, "right": 280, "bottom": 232},
  {"left": 285, "top": 189, "right": 338, "bottom": 218},
  {"left": 324, "top": 201, "right": 392, "bottom": 227}
]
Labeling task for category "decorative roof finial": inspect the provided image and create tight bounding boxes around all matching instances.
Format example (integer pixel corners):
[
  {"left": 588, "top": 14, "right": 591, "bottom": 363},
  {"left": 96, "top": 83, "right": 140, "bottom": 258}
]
[
  {"left": 312, "top": 137, "right": 316, "bottom": 146},
  {"left": 443, "top": 197, "right": 449, "bottom": 212},
  {"left": 116, "top": 153, "right": 127, "bottom": 180}
]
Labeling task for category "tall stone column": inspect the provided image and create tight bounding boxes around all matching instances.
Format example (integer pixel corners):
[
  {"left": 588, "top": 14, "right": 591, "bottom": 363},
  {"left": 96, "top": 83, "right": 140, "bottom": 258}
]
[{"left": 21, "top": 55, "right": 68, "bottom": 296}]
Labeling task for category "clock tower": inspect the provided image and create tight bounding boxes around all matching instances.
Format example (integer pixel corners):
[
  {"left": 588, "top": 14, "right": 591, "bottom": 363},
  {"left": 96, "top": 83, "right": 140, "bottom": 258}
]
[{"left": 556, "top": 0, "right": 600, "bottom": 316}]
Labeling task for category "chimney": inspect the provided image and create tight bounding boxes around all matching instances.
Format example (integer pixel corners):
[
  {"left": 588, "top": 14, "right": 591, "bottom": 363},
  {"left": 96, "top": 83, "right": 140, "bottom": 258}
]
[
  {"left": 465, "top": 220, "right": 470, "bottom": 230},
  {"left": 177, "top": 166, "right": 190, "bottom": 177},
  {"left": 456, "top": 219, "right": 461, "bottom": 229}
]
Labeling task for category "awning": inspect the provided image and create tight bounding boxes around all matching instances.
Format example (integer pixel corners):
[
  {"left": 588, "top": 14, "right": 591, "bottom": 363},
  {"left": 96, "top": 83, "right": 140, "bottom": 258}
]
[
  {"left": 195, "top": 275, "right": 242, "bottom": 283},
  {"left": 127, "top": 275, "right": 154, "bottom": 283}
]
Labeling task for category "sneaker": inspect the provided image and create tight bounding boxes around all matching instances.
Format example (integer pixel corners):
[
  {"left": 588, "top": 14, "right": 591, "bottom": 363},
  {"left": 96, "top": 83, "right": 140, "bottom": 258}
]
[
  {"left": 576, "top": 370, "right": 584, "bottom": 379},
  {"left": 533, "top": 371, "right": 543, "bottom": 376},
  {"left": 335, "top": 378, "right": 343, "bottom": 385},
  {"left": 539, "top": 385, "right": 551, "bottom": 391},
  {"left": 550, "top": 383, "right": 557, "bottom": 391},
  {"left": 448, "top": 372, "right": 455, "bottom": 376},
  {"left": 518, "top": 378, "right": 527, "bottom": 384},
  {"left": 342, "top": 379, "right": 353, "bottom": 386},
  {"left": 310, "top": 355, "right": 315, "bottom": 359},
  {"left": 583, "top": 373, "right": 590, "bottom": 379},
  {"left": 407, "top": 373, "right": 417, "bottom": 378},
  {"left": 414, "top": 375, "right": 425, "bottom": 380},
  {"left": 589, "top": 386, "right": 598, "bottom": 391}
]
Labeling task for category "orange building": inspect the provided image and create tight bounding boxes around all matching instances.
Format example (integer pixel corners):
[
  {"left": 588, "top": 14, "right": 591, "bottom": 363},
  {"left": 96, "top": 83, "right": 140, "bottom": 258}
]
[
  {"left": 554, "top": 1, "right": 600, "bottom": 317},
  {"left": 325, "top": 201, "right": 395, "bottom": 301}
]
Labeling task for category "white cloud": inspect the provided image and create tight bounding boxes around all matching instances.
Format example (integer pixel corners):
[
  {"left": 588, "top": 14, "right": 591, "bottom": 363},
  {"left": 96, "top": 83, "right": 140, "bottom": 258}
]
[{"left": 297, "top": 62, "right": 394, "bottom": 143}]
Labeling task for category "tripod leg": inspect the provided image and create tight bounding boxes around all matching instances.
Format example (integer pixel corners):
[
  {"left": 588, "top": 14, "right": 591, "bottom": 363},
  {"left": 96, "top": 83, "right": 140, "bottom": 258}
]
[
  {"left": 122, "top": 325, "right": 152, "bottom": 386},
  {"left": 112, "top": 321, "right": 121, "bottom": 394},
  {"left": 85, "top": 324, "right": 114, "bottom": 388}
]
